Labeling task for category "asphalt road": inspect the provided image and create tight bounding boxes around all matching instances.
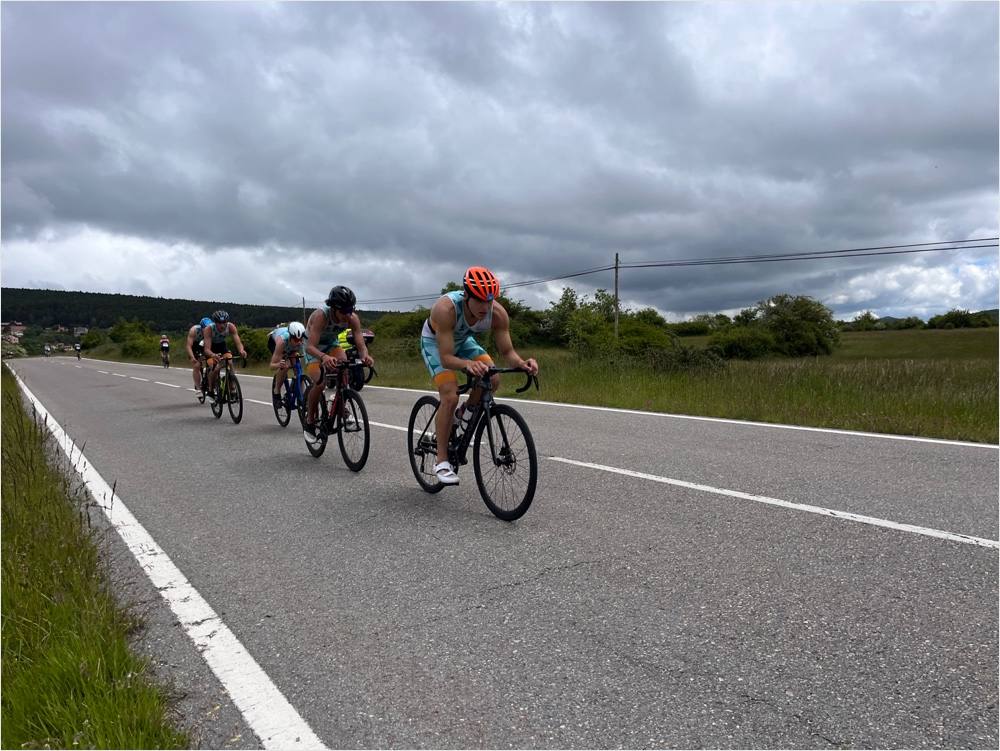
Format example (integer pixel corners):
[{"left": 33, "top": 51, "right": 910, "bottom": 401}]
[{"left": 9, "top": 356, "right": 998, "bottom": 749}]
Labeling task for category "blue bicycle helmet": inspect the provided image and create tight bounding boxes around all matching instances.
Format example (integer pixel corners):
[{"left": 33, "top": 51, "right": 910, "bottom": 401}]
[{"left": 200, "top": 317, "right": 213, "bottom": 328}]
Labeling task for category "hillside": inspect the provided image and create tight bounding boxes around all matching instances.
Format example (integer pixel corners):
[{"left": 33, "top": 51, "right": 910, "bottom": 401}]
[{"left": 0, "top": 288, "right": 390, "bottom": 331}]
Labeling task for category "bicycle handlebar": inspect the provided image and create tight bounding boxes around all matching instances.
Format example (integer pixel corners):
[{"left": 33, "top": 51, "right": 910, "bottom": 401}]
[{"left": 460, "top": 366, "right": 539, "bottom": 394}]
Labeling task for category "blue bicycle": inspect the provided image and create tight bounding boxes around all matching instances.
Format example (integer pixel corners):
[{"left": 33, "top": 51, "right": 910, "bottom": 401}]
[{"left": 271, "top": 352, "right": 312, "bottom": 428}]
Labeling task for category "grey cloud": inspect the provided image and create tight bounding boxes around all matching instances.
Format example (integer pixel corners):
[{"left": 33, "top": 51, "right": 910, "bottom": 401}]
[{"left": 2, "top": 1, "right": 996, "bottom": 319}]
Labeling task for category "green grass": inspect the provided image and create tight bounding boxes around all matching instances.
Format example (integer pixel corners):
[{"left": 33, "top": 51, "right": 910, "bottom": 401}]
[
  {"left": 75, "top": 328, "right": 1000, "bottom": 443},
  {"left": 1, "top": 365, "right": 188, "bottom": 749}
]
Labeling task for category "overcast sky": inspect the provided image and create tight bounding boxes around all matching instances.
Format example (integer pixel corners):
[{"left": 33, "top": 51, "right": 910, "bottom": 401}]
[{"left": 2, "top": 1, "right": 997, "bottom": 320}]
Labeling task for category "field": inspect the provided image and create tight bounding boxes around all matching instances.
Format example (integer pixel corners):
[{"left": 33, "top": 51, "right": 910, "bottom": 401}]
[{"left": 65, "top": 328, "right": 999, "bottom": 443}]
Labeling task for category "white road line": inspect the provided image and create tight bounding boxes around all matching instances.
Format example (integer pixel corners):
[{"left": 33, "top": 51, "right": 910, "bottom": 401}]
[
  {"left": 155, "top": 381, "right": 181, "bottom": 388},
  {"left": 10, "top": 371, "right": 329, "bottom": 750},
  {"left": 130, "top": 376, "right": 150, "bottom": 382},
  {"left": 549, "top": 456, "right": 1000, "bottom": 550},
  {"left": 74, "top": 365, "right": 82, "bottom": 368},
  {"left": 112, "top": 373, "right": 127, "bottom": 378},
  {"left": 78, "top": 357, "right": 997, "bottom": 450},
  {"left": 98, "top": 370, "right": 109, "bottom": 374}
]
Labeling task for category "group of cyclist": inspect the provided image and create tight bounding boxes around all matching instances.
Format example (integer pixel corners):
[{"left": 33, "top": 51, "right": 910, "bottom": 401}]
[{"left": 179, "top": 266, "right": 538, "bottom": 486}]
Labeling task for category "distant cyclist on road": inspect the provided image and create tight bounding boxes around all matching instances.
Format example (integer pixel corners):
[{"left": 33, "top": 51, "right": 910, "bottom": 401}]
[
  {"left": 268, "top": 321, "right": 307, "bottom": 408},
  {"left": 74, "top": 342, "right": 81, "bottom": 360},
  {"left": 160, "top": 333, "right": 170, "bottom": 366},
  {"left": 421, "top": 266, "right": 538, "bottom": 485},
  {"left": 202, "top": 310, "right": 248, "bottom": 400},
  {"left": 185, "top": 317, "right": 214, "bottom": 393},
  {"left": 302, "top": 286, "right": 374, "bottom": 444}
]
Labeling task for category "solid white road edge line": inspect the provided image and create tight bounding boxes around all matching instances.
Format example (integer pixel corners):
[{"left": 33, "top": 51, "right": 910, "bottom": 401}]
[
  {"left": 10, "top": 371, "right": 329, "bottom": 751},
  {"left": 549, "top": 456, "right": 1000, "bottom": 550},
  {"left": 77, "top": 357, "right": 997, "bottom": 450}
]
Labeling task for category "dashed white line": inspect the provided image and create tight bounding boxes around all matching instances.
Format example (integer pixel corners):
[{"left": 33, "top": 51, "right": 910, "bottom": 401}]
[
  {"left": 155, "top": 381, "right": 181, "bottom": 388},
  {"left": 112, "top": 373, "right": 127, "bottom": 378},
  {"left": 98, "top": 370, "right": 109, "bottom": 374},
  {"left": 129, "top": 376, "right": 150, "bottom": 382},
  {"left": 10, "top": 371, "right": 329, "bottom": 750},
  {"left": 549, "top": 456, "right": 999, "bottom": 550}
]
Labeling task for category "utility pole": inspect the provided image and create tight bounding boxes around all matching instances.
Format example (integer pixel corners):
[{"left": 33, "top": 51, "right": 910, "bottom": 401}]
[
  {"left": 614, "top": 252, "right": 620, "bottom": 341},
  {"left": 302, "top": 296, "right": 306, "bottom": 323}
]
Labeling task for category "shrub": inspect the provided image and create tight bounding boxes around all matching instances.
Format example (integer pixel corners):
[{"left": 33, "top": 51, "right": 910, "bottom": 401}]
[{"left": 708, "top": 327, "right": 778, "bottom": 359}]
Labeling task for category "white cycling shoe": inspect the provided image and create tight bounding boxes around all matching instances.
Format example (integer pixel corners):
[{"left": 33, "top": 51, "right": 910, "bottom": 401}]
[{"left": 433, "top": 461, "right": 460, "bottom": 485}]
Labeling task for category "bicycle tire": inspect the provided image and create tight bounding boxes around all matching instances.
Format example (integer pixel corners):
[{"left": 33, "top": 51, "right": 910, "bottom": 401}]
[
  {"left": 305, "top": 391, "right": 328, "bottom": 458},
  {"left": 296, "top": 375, "right": 313, "bottom": 427},
  {"left": 473, "top": 403, "right": 537, "bottom": 521},
  {"left": 337, "top": 389, "right": 370, "bottom": 472},
  {"left": 227, "top": 374, "right": 243, "bottom": 424},
  {"left": 273, "top": 374, "right": 291, "bottom": 427},
  {"left": 407, "top": 395, "right": 445, "bottom": 494},
  {"left": 210, "top": 380, "right": 224, "bottom": 418}
]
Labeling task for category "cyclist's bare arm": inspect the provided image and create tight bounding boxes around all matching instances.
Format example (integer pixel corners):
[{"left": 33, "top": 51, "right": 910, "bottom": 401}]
[
  {"left": 347, "top": 313, "right": 374, "bottom": 366},
  {"left": 229, "top": 323, "right": 247, "bottom": 359},
  {"left": 492, "top": 305, "right": 539, "bottom": 375},
  {"left": 186, "top": 327, "right": 199, "bottom": 363},
  {"left": 269, "top": 337, "right": 287, "bottom": 370}
]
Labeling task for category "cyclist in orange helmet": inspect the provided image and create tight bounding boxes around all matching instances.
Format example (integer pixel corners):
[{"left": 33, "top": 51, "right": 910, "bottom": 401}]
[{"left": 420, "top": 266, "right": 539, "bottom": 485}]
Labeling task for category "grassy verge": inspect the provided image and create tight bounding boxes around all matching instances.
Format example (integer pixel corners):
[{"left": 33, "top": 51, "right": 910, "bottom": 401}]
[
  {"left": 75, "top": 328, "right": 999, "bottom": 443},
  {"left": 1, "top": 364, "right": 188, "bottom": 749}
]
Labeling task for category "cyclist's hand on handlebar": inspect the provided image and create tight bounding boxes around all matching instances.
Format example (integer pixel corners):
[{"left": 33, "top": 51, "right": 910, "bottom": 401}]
[
  {"left": 520, "top": 358, "right": 539, "bottom": 376},
  {"left": 466, "top": 359, "right": 490, "bottom": 377},
  {"left": 361, "top": 353, "right": 374, "bottom": 367},
  {"left": 239, "top": 349, "right": 248, "bottom": 360}
]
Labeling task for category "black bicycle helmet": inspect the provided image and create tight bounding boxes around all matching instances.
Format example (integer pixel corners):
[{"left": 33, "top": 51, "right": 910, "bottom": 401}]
[
  {"left": 211, "top": 310, "right": 230, "bottom": 323},
  {"left": 326, "top": 285, "right": 356, "bottom": 312}
]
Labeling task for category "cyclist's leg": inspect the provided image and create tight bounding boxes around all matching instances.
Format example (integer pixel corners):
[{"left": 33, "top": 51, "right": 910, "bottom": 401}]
[
  {"left": 206, "top": 344, "right": 229, "bottom": 391},
  {"left": 455, "top": 336, "right": 495, "bottom": 409},
  {"left": 421, "top": 335, "right": 463, "bottom": 465},
  {"left": 191, "top": 344, "right": 205, "bottom": 389},
  {"left": 304, "top": 346, "right": 337, "bottom": 425}
]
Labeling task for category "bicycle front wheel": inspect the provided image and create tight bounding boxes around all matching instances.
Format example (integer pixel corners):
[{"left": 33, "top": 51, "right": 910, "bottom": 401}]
[
  {"left": 227, "top": 374, "right": 243, "bottom": 424},
  {"left": 337, "top": 389, "right": 370, "bottom": 472},
  {"left": 407, "top": 396, "right": 445, "bottom": 494},
  {"left": 473, "top": 403, "right": 537, "bottom": 521},
  {"left": 273, "top": 375, "right": 291, "bottom": 427},
  {"left": 296, "top": 375, "right": 313, "bottom": 427}
]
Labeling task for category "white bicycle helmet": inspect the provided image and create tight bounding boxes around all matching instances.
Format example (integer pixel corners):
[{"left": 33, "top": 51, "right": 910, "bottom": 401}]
[{"left": 287, "top": 321, "right": 306, "bottom": 339}]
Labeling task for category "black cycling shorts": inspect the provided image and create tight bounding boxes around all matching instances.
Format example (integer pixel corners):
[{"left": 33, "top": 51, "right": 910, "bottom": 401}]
[{"left": 267, "top": 334, "right": 276, "bottom": 354}]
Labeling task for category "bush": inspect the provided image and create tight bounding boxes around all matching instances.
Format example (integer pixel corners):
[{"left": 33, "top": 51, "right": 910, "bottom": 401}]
[
  {"left": 927, "top": 309, "right": 993, "bottom": 329},
  {"left": 372, "top": 309, "right": 429, "bottom": 340},
  {"left": 708, "top": 327, "right": 778, "bottom": 359},
  {"left": 121, "top": 334, "right": 158, "bottom": 358},
  {"left": 755, "top": 294, "right": 839, "bottom": 356},
  {"left": 238, "top": 326, "right": 271, "bottom": 364},
  {"left": 81, "top": 330, "right": 106, "bottom": 349}
]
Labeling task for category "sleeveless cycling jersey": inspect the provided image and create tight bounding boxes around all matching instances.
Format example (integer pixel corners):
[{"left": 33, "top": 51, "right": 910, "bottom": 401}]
[
  {"left": 269, "top": 326, "right": 306, "bottom": 356},
  {"left": 421, "top": 290, "right": 493, "bottom": 342},
  {"left": 316, "top": 306, "right": 349, "bottom": 350},
  {"left": 209, "top": 323, "right": 229, "bottom": 345}
]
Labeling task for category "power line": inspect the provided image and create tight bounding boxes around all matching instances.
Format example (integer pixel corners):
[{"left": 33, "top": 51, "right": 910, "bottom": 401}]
[{"left": 355, "top": 237, "right": 997, "bottom": 306}]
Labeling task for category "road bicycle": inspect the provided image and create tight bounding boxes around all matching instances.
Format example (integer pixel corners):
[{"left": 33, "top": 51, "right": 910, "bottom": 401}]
[
  {"left": 272, "top": 352, "right": 312, "bottom": 428},
  {"left": 209, "top": 352, "right": 245, "bottom": 424},
  {"left": 303, "top": 332, "right": 376, "bottom": 470},
  {"left": 407, "top": 367, "right": 539, "bottom": 521},
  {"left": 161, "top": 348, "right": 170, "bottom": 368},
  {"left": 76, "top": 349, "right": 81, "bottom": 361}
]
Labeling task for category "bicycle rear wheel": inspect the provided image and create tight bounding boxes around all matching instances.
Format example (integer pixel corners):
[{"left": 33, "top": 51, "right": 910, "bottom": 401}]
[
  {"left": 227, "top": 374, "right": 243, "bottom": 424},
  {"left": 473, "top": 403, "right": 537, "bottom": 521},
  {"left": 407, "top": 395, "right": 445, "bottom": 494},
  {"left": 305, "top": 391, "right": 329, "bottom": 458},
  {"left": 273, "top": 375, "right": 291, "bottom": 427},
  {"left": 337, "top": 389, "right": 370, "bottom": 471}
]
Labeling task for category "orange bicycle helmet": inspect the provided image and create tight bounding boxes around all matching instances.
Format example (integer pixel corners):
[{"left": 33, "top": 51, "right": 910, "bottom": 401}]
[{"left": 463, "top": 266, "right": 500, "bottom": 301}]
